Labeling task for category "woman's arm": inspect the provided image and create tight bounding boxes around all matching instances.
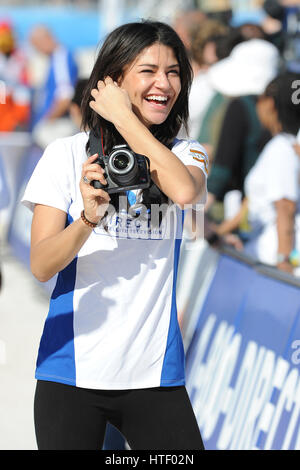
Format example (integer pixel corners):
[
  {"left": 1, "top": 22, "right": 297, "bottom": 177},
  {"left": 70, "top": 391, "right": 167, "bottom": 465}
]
[
  {"left": 89, "top": 78, "right": 206, "bottom": 208},
  {"left": 294, "top": 143, "right": 300, "bottom": 158},
  {"left": 214, "top": 198, "right": 248, "bottom": 236},
  {"left": 30, "top": 153, "right": 110, "bottom": 282},
  {"left": 30, "top": 205, "right": 93, "bottom": 282},
  {"left": 275, "top": 198, "right": 296, "bottom": 273},
  {"left": 116, "top": 111, "right": 206, "bottom": 207}
]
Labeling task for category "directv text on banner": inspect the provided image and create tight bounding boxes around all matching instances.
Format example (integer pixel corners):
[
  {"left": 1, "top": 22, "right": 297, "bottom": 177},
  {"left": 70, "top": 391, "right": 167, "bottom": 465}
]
[{"left": 185, "top": 255, "right": 300, "bottom": 450}]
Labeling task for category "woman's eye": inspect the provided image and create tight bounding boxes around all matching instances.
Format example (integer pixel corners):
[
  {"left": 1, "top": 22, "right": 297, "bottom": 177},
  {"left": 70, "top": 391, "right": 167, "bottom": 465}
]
[
  {"left": 168, "top": 70, "right": 180, "bottom": 75},
  {"left": 141, "top": 69, "right": 154, "bottom": 73}
]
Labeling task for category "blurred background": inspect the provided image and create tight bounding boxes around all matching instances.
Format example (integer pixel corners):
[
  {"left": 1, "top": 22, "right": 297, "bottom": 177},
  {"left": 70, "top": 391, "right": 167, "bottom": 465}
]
[{"left": 0, "top": 0, "right": 300, "bottom": 450}]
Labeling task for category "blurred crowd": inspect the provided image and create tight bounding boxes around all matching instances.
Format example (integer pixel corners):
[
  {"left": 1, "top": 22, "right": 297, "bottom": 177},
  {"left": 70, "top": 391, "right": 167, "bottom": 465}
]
[
  {"left": 0, "top": 0, "right": 300, "bottom": 277},
  {"left": 173, "top": 0, "right": 300, "bottom": 278}
]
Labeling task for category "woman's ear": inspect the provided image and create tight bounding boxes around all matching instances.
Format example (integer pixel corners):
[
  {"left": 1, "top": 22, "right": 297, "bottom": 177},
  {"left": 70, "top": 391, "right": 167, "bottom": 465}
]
[{"left": 116, "top": 74, "right": 123, "bottom": 87}]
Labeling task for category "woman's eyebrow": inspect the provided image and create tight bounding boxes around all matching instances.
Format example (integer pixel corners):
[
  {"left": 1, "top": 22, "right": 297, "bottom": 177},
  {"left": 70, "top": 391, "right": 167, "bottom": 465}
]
[{"left": 137, "top": 63, "right": 180, "bottom": 68}]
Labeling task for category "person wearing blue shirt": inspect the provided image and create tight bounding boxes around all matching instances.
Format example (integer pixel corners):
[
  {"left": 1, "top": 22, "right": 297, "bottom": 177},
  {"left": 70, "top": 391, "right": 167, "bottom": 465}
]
[{"left": 29, "top": 26, "right": 78, "bottom": 147}]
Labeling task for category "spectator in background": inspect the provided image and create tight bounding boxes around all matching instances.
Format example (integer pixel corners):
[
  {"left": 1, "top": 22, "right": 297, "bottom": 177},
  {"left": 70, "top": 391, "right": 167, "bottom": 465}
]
[
  {"left": 196, "top": 27, "right": 248, "bottom": 167},
  {"left": 178, "top": 19, "right": 228, "bottom": 140},
  {"left": 0, "top": 21, "right": 31, "bottom": 132},
  {"left": 198, "top": 25, "right": 270, "bottom": 165},
  {"left": 199, "top": 0, "right": 233, "bottom": 26},
  {"left": 29, "top": 25, "right": 78, "bottom": 148},
  {"left": 212, "top": 73, "right": 300, "bottom": 275},
  {"left": 243, "top": 72, "right": 300, "bottom": 275},
  {"left": 263, "top": 0, "right": 300, "bottom": 72},
  {"left": 173, "top": 9, "right": 207, "bottom": 60},
  {"left": 202, "top": 38, "right": 280, "bottom": 223},
  {"left": 237, "top": 22, "right": 267, "bottom": 41}
]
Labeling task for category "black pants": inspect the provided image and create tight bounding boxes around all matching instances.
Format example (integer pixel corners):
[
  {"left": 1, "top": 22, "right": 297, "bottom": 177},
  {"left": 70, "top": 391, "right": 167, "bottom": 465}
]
[{"left": 34, "top": 380, "right": 204, "bottom": 450}]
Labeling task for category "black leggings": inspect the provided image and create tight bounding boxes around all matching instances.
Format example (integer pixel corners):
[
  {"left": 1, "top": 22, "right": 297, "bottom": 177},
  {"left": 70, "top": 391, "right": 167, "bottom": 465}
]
[{"left": 34, "top": 380, "right": 204, "bottom": 450}]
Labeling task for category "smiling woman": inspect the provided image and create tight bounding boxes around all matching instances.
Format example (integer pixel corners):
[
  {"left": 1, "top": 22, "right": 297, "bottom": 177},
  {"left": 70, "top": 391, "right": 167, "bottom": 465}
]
[
  {"left": 21, "top": 20, "right": 207, "bottom": 451},
  {"left": 81, "top": 21, "right": 192, "bottom": 151}
]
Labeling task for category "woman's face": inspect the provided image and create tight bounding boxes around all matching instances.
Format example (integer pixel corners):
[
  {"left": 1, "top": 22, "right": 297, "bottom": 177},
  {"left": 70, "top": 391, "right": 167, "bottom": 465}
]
[
  {"left": 256, "top": 95, "right": 281, "bottom": 135},
  {"left": 119, "top": 42, "right": 181, "bottom": 128}
]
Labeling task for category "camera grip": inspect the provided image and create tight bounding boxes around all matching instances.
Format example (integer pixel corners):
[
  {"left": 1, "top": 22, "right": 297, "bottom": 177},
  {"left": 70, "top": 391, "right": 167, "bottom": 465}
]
[{"left": 92, "top": 179, "right": 108, "bottom": 190}]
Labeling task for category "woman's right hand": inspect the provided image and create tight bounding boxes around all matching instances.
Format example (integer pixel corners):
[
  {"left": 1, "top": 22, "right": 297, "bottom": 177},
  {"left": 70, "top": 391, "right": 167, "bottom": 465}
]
[{"left": 80, "top": 153, "right": 111, "bottom": 224}]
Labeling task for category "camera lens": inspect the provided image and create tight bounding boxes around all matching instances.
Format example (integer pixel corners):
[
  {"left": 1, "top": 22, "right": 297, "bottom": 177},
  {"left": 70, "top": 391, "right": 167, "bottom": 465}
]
[
  {"left": 113, "top": 154, "right": 130, "bottom": 171},
  {"left": 108, "top": 147, "right": 139, "bottom": 186}
]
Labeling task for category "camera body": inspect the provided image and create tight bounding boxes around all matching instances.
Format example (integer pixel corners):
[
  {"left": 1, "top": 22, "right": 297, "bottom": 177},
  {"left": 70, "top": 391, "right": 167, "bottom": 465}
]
[{"left": 92, "top": 144, "right": 151, "bottom": 194}]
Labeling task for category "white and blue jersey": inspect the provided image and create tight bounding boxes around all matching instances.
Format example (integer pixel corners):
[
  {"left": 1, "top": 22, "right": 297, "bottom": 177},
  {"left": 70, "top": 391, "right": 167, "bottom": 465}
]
[{"left": 21, "top": 132, "right": 208, "bottom": 390}]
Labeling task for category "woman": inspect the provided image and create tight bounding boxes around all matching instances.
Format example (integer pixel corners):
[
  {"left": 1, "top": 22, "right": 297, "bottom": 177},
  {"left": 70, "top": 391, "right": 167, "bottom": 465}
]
[
  {"left": 21, "top": 21, "right": 207, "bottom": 450},
  {"left": 243, "top": 72, "right": 300, "bottom": 274},
  {"left": 212, "top": 73, "right": 300, "bottom": 274},
  {"left": 207, "top": 72, "right": 300, "bottom": 276}
]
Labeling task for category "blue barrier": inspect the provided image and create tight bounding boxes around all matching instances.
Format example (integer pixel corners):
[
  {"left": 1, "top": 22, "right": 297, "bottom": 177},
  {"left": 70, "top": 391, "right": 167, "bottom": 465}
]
[
  {"left": 0, "top": 153, "right": 10, "bottom": 210},
  {"left": 7, "top": 144, "right": 42, "bottom": 267},
  {"left": 7, "top": 143, "right": 57, "bottom": 293},
  {"left": 185, "top": 250, "right": 300, "bottom": 450}
]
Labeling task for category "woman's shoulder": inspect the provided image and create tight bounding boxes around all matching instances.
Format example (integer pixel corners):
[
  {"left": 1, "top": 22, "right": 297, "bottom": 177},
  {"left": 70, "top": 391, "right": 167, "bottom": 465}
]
[
  {"left": 264, "top": 133, "right": 296, "bottom": 152},
  {"left": 261, "top": 133, "right": 299, "bottom": 164},
  {"left": 171, "top": 138, "right": 209, "bottom": 176},
  {"left": 43, "top": 132, "right": 89, "bottom": 161},
  {"left": 171, "top": 137, "right": 207, "bottom": 155},
  {"left": 53, "top": 131, "right": 89, "bottom": 149}
]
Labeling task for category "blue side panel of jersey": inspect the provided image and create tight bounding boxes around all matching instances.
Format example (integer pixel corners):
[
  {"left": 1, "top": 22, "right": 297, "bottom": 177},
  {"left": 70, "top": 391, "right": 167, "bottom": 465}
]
[
  {"left": 160, "top": 211, "right": 185, "bottom": 387},
  {"left": 35, "top": 214, "right": 77, "bottom": 385}
]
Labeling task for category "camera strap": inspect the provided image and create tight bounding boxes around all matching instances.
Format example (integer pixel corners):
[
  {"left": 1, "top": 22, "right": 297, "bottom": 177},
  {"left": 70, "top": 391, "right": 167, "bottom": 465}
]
[{"left": 88, "top": 129, "right": 105, "bottom": 165}]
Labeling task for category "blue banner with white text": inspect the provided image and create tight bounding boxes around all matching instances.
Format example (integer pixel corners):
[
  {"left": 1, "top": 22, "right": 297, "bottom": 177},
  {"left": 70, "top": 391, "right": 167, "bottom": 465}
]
[{"left": 185, "top": 254, "right": 300, "bottom": 450}]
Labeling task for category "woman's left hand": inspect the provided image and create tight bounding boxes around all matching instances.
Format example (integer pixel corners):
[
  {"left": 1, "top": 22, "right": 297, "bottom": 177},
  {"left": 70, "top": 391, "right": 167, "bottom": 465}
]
[{"left": 89, "top": 76, "right": 132, "bottom": 124}]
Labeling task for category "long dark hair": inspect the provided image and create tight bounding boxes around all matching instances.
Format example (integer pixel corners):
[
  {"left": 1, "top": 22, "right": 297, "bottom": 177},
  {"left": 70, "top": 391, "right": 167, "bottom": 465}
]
[
  {"left": 81, "top": 20, "right": 193, "bottom": 152},
  {"left": 264, "top": 72, "right": 300, "bottom": 136}
]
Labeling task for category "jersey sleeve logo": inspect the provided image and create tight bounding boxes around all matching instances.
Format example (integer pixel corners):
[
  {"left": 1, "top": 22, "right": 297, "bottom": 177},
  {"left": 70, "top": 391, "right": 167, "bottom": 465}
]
[{"left": 190, "top": 148, "right": 209, "bottom": 175}]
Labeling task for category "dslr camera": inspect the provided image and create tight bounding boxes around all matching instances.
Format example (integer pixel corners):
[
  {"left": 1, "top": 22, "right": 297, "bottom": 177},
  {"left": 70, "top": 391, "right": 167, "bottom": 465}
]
[{"left": 92, "top": 144, "right": 151, "bottom": 193}]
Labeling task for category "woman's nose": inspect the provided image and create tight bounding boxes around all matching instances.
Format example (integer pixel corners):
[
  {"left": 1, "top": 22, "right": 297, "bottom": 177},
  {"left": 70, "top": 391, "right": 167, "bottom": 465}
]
[{"left": 154, "top": 72, "right": 170, "bottom": 90}]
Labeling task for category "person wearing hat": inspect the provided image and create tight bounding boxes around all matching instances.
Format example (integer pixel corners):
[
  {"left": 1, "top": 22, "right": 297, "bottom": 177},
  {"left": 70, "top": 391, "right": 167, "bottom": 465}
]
[
  {"left": 202, "top": 38, "right": 280, "bottom": 223},
  {"left": 177, "top": 18, "right": 229, "bottom": 141},
  {"left": 207, "top": 72, "right": 300, "bottom": 276}
]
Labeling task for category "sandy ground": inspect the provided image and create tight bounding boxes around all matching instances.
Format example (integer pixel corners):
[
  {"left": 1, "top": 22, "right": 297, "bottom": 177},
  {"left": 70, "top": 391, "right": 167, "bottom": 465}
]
[{"left": 0, "top": 243, "right": 49, "bottom": 450}]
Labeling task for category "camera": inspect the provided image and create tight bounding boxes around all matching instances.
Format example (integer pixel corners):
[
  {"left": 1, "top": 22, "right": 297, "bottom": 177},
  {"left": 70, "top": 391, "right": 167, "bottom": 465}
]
[{"left": 92, "top": 144, "right": 151, "bottom": 193}]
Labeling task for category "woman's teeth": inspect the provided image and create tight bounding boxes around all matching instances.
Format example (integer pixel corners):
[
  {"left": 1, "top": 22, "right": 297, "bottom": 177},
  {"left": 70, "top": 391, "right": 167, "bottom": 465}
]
[{"left": 145, "top": 95, "right": 168, "bottom": 103}]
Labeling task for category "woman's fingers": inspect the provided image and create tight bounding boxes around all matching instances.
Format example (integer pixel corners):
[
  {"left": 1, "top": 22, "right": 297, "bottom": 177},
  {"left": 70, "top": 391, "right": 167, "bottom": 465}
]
[
  {"left": 81, "top": 155, "right": 109, "bottom": 198},
  {"left": 90, "top": 88, "right": 99, "bottom": 99},
  {"left": 84, "top": 170, "right": 107, "bottom": 186},
  {"left": 104, "top": 76, "right": 113, "bottom": 85},
  {"left": 90, "top": 187, "right": 111, "bottom": 202},
  {"left": 82, "top": 155, "right": 103, "bottom": 174},
  {"left": 86, "top": 153, "right": 99, "bottom": 163},
  {"left": 97, "top": 79, "right": 105, "bottom": 89},
  {"left": 82, "top": 161, "right": 104, "bottom": 174},
  {"left": 83, "top": 163, "right": 105, "bottom": 173}
]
